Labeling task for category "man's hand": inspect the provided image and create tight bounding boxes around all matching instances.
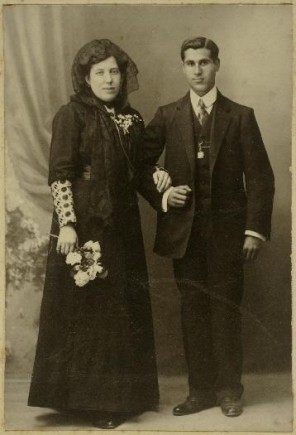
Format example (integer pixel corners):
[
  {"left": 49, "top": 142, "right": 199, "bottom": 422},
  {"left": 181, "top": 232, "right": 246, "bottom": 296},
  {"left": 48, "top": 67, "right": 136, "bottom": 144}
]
[
  {"left": 168, "top": 185, "right": 192, "bottom": 208},
  {"left": 243, "top": 236, "right": 263, "bottom": 262},
  {"left": 153, "top": 170, "right": 172, "bottom": 193},
  {"left": 57, "top": 225, "right": 78, "bottom": 255}
]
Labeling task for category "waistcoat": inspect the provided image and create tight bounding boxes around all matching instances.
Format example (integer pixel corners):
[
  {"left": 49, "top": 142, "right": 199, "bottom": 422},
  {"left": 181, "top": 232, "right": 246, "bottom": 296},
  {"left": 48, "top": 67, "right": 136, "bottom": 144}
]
[{"left": 192, "top": 106, "right": 214, "bottom": 212}]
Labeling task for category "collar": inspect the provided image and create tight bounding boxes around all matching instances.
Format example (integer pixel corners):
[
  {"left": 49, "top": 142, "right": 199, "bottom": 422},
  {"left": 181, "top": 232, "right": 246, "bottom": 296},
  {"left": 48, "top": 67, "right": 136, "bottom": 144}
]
[
  {"left": 190, "top": 86, "right": 217, "bottom": 110},
  {"left": 104, "top": 105, "right": 115, "bottom": 115}
]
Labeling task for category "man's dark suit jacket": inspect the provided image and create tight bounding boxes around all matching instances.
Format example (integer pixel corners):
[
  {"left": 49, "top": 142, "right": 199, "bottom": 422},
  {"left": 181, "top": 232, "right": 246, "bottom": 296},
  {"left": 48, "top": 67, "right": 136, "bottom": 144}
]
[{"left": 138, "top": 90, "right": 275, "bottom": 259}]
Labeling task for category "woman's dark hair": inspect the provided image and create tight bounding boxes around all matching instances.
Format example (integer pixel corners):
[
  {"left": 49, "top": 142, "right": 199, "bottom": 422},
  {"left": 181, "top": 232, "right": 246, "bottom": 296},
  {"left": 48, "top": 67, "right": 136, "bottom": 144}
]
[
  {"left": 72, "top": 39, "right": 138, "bottom": 107},
  {"left": 181, "top": 37, "right": 219, "bottom": 61}
]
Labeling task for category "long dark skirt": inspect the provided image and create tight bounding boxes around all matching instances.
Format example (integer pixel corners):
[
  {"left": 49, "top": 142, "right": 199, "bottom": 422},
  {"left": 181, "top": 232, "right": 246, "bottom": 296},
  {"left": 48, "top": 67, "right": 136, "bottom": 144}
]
[{"left": 28, "top": 200, "right": 159, "bottom": 413}]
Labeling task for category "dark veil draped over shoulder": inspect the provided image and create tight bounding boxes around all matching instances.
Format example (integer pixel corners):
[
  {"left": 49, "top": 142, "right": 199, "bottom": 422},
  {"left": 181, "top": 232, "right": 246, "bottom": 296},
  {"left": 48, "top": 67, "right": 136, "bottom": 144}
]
[
  {"left": 71, "top": 39, "right": 139, "bottom": 109},
  {"left": 64, "top": 39, "right": 144, "bottom": 229}
]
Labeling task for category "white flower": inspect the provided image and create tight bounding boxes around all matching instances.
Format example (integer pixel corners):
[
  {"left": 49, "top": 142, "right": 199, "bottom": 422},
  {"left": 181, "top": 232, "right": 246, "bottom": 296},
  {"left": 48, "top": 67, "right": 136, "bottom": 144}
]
[
  {"left": 93, "top": 251, "right": 102, "bottom": 261},
  {"left": 74, "top": 270, "right": 90, "bottom": 287},
  {"left": 66, "top": 252, "right": 82, "bottom": 265},
  {"left": 92, "top": 241, "right": 101, "bottom": 252},
  {"left": 87, "top": 262, "right": 107, "bottom": 281},
  {"left": 84, "top": 251, "right": 93, "bottom": 261},
  {"left": 88, "top": 263, "right": 98, "bottom": 280},
  {"left": 113, "top": 113, "right": 141, "bottom": 135},
  {"left": 93, "top": 263, "right": 104, "bottom": 274},
  {"left": 83, "top": 240, "right": 95, "bottom": 250},
  {"left": 87, "top": 266, "right": 97, "bottom": 281}
]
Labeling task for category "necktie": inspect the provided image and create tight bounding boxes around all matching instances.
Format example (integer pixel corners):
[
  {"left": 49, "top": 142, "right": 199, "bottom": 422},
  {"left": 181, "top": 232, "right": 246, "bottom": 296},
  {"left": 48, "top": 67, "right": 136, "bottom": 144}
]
[{"left": 197, "top": 99, "right": 209, "bottom": 126}]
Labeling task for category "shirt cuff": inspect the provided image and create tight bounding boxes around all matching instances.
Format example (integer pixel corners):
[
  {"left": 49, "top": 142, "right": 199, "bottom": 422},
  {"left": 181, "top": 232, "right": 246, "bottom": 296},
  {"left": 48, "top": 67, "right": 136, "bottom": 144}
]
[
  {"left": 245, "top": 230, "right": 266, "bottom": 242},
  {"left": 154, "top": 164, "right": 168, "bottom": 173},
  {"left": 162, "top": 187, "right": 174, "bottom": 212}
]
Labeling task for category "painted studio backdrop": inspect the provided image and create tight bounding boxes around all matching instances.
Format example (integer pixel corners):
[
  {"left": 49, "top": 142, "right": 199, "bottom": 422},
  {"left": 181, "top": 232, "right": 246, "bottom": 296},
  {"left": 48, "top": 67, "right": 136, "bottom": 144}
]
[{"left": 4, "top": 4, "right": 291, "bottom": 378}]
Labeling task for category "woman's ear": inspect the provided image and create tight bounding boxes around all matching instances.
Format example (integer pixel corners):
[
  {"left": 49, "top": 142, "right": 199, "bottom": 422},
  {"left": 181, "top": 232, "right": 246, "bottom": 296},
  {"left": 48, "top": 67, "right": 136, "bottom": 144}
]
[{"left": 85, "top": 75, "right": 90, "bottom": 86}]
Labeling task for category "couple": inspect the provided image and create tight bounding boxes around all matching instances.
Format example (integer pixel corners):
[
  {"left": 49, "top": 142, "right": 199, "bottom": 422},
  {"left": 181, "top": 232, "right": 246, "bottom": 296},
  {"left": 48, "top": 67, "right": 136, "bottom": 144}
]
[{"left": 28, "top": 37, "right": 274, "bottom": 429}]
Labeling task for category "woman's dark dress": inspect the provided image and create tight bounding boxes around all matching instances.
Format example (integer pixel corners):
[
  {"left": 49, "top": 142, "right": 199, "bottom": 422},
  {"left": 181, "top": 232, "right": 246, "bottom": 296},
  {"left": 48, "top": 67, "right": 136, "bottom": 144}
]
[{"left": 28, "top": 93, "right": 159, "bottom": 413}]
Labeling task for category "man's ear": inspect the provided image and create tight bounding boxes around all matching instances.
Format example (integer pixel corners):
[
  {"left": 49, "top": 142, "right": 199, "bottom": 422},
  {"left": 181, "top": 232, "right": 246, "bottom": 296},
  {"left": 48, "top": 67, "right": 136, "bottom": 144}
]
[{"left": 215, "top": 58, "right": 220, "bottom": 72}]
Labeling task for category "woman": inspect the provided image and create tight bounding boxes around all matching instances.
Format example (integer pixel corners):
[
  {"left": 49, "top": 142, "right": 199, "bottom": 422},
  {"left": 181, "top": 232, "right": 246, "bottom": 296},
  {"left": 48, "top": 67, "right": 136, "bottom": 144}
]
[{"left": 28, "top": 39, "right": 170, "bottom": 429}]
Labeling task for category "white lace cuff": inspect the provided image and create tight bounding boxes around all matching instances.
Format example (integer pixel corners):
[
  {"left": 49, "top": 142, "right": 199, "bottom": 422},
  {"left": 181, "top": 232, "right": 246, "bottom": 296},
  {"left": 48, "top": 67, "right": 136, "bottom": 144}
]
[
  {"left": 162, "top": 187, "right": 173, "bottom": 212},
  {"left": 51, "top": 180, "right": 77, "bottom": 227}
]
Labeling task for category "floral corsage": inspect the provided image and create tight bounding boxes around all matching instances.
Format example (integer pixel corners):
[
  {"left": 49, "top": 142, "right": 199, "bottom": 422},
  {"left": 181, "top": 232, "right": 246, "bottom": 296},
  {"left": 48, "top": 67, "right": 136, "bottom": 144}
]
[
  {"left": 113, "top": 113, "right": 142, "bottom": 135},
  {"left": 66, "top": 240, "right": 108, "bottom": 287}
]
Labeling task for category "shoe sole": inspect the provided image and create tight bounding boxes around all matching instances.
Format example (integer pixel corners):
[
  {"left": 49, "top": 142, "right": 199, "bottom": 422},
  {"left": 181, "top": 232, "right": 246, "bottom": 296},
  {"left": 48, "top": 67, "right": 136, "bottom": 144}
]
[{"left": 222, "top": 410, "right": 243, "bottom": 417}]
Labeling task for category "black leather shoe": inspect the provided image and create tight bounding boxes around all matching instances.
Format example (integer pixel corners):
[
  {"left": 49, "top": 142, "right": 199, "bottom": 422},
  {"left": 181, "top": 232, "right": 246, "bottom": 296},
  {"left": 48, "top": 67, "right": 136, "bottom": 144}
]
[
  {"left": 220, "top": 397, "right": 243, "bottom": 417},
  {"left": 173, "top": 395, "right": 216, "bottom": 416},
  {"left": 92, "top": 417, "right": 126, "bottom": 429},
  {"left": 92, "top": 413, "right": 130, "bottom": 429}
]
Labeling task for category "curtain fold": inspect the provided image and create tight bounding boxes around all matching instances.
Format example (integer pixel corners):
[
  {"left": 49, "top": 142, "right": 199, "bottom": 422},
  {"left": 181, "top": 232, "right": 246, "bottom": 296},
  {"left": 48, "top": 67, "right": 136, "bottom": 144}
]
[{"left": 5, "top": 5, "right": 70, "bottom": 216}]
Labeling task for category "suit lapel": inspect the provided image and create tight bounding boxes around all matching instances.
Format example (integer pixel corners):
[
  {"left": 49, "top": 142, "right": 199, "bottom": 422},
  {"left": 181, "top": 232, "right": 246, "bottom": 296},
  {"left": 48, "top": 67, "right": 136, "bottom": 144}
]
[
  {"left": 210, "top": 91, "right": 231, "bottom": 175},
  {"left": 173, "top": 91, "right": 232, "bottom": 178},
  {"left": 175, "top": 93, "right": 195, "bottom": 176}
]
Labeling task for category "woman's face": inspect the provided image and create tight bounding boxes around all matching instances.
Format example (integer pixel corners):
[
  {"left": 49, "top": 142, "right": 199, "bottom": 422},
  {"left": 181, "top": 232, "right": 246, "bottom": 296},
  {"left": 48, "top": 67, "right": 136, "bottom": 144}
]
[{"left": 85, "top": 56, "right": 121, "bottom": 103}]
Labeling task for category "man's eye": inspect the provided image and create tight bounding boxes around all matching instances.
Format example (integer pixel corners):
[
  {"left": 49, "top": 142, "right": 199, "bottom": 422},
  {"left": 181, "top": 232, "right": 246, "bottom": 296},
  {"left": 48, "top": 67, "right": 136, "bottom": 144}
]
[
  {"left": 186, "top": 61, "right": 195, "bottom": 67},
  {"left": 200, "top": 60, "right": 210, "bottom": 66}
]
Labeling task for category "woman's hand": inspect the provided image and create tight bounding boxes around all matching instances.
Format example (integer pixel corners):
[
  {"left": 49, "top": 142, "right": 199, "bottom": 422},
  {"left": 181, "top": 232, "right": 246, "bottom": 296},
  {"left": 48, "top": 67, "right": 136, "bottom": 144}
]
[
  {"left": 153, "top": 169, "right": 172, "bottom": 193},
  {"left": 56, "top": 225, "right": 78, "bottom": 255}
]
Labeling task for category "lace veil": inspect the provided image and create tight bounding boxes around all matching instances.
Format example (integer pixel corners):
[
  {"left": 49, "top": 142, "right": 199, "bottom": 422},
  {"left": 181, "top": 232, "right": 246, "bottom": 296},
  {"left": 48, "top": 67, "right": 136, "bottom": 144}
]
[{"left": 71, "top": 39, "right": 139, "bottom": 98}]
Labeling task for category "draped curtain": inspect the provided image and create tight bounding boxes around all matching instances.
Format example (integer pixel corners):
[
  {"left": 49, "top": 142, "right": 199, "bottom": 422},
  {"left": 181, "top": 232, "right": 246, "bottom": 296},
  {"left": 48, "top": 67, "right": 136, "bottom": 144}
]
[{"left": 5, "top": 6, "right": 72, "bottom": 224}]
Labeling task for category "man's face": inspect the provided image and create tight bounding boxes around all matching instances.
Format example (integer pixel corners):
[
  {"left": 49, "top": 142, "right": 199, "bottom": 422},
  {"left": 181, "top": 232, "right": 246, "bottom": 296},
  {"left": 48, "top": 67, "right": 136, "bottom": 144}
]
[{"left": 182, "top": 48, "right": 220, "bottom": 96}]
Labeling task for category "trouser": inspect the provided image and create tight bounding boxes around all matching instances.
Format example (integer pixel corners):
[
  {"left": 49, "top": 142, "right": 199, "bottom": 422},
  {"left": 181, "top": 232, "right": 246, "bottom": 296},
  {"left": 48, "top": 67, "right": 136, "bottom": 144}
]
[{"left": 173, "top": 217, "right": 244, "bottom": 400}]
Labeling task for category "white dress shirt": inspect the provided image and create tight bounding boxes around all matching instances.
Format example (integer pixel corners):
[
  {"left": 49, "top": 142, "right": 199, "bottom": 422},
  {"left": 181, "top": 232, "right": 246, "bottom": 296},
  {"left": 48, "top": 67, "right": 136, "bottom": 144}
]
[{"left": 190, "top": 86, "right": 217, "bottom": 117}]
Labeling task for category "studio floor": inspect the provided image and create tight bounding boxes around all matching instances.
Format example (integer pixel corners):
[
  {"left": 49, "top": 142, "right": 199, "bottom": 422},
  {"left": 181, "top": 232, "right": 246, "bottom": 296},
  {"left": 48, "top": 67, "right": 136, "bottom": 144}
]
[{"left": 5, "top": 372, "right": 293, "bottom": 432}]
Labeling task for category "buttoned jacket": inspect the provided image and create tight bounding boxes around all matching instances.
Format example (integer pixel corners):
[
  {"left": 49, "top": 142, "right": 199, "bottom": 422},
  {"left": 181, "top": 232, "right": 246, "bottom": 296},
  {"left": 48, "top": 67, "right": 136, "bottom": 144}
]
[{"left": 138, "top": 91, "right": 275, "bottom": 259}]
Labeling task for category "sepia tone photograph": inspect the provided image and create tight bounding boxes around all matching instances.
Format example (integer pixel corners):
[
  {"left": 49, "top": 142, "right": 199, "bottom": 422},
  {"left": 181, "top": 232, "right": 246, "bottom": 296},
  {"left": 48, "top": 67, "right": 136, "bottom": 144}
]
[{"left": 3, "top": 2, "right": 292, "bottom": 432}]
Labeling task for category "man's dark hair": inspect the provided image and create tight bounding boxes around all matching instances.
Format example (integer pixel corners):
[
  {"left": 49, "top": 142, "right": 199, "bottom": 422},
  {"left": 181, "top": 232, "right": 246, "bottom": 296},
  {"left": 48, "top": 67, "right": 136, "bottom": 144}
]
[{"left": 181, "top": 37, "right": 219, "bottom": 61}]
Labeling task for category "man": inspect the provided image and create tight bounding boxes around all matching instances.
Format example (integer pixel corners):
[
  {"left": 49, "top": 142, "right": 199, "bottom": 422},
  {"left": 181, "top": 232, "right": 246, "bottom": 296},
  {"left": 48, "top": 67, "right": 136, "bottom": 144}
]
[{"left": 139, "top": 37, "right": 274, "bottom": 417}]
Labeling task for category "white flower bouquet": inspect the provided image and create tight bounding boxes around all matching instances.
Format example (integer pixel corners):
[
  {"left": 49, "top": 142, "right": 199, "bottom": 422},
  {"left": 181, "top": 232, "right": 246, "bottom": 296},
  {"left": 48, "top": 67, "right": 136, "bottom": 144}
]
[{"left": 66, "top": 240, "right": 108, "bottom": 287}]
